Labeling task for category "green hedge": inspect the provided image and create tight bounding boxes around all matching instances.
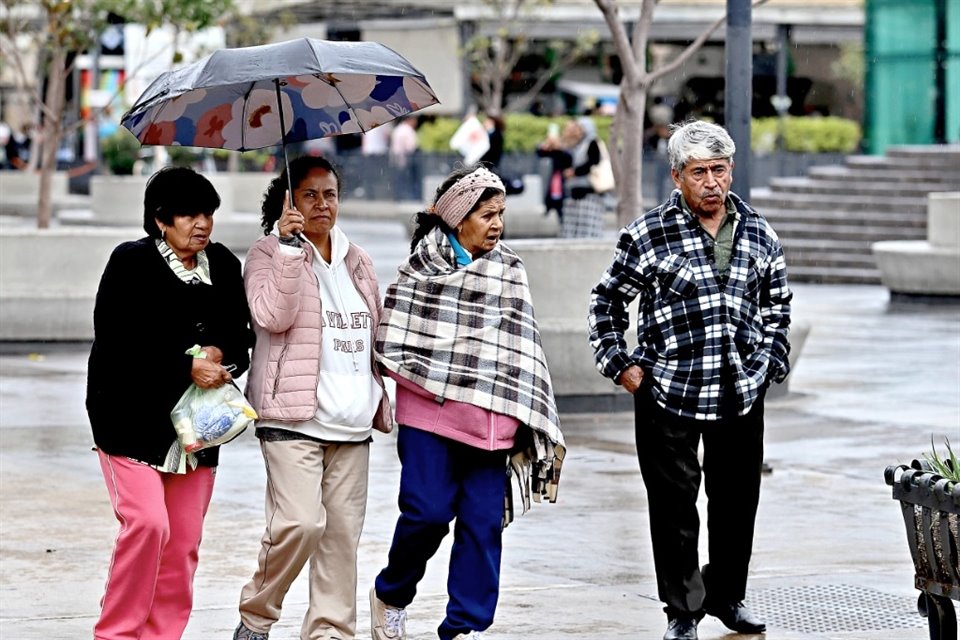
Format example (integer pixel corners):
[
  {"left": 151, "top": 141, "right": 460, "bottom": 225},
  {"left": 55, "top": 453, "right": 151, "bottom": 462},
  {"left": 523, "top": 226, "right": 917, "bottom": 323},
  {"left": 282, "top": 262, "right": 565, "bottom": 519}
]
[
  {"left": 752, "top": 116, "right": 861, "bottom": 153},
  {"left": 419, "top": 114, "right": 861, "bottom": 154},
  {"left": 418, "top": 114, "right": 612, "bottom": 154},
  {"left": 166, "top": 147, "right": 273, "bottom": 171}
]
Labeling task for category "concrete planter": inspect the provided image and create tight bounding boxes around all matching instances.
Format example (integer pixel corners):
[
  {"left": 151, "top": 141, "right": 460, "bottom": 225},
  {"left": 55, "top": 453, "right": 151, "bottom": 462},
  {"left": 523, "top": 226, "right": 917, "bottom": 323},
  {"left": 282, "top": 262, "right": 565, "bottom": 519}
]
[
  {"left": 874, "top": 192, "right": 960, "bottom": 297},
  {"left": 0, "top": 222, "right": 261, "bottom": 341},
  {"left": 221, "top": 172, "right": 272, "bottom": 213},
  {"left": 0, "top": 171, "right": 79, "bottom": 218},
  {"left": 0, "top": 171, "right": 69, "bottom": 199},
  {"left": 91, "top": 174, "right": 235, "bottom": 227},
  {"left": 510, "top": 239, "right": 620, "bottom": 408},
  {"left": 0, "top": 227, "right": 138, "bottom": 340}
]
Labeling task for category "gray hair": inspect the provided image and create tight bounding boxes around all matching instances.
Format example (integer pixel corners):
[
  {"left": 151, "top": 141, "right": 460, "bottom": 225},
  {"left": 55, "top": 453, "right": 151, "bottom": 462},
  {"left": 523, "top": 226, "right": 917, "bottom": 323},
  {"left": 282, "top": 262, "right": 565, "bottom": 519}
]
[{"left": 667, "top": 120, "right": 736, "bottom": 172}]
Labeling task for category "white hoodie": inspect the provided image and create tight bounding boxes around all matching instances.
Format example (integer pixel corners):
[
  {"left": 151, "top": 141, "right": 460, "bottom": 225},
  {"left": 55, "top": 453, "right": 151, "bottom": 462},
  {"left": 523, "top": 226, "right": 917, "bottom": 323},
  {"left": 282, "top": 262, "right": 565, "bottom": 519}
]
[{"left": 260, "top": 226, "right": 383, "bottom": 442}]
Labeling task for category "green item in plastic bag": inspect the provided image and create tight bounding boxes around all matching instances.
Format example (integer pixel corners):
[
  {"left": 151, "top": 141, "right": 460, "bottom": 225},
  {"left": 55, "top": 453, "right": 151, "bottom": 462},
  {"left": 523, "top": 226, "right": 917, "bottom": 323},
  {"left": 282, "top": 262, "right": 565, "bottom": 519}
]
[{"left": 170, "top": 345, "right": 257, "bottom": 453}]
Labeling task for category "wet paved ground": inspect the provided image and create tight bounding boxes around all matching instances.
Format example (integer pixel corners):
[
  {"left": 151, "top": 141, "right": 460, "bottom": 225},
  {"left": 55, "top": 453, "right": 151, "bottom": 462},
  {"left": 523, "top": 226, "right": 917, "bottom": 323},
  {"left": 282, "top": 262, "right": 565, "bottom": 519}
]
[{"left": 1, "top": 218, "right": 959, "bottom": 639}]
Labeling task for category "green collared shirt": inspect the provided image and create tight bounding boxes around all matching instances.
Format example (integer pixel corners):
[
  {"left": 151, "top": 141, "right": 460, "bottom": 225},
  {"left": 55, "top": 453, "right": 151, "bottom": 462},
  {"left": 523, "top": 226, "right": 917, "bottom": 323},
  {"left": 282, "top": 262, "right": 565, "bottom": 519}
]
[{"left": 680, "top": 195, "right": 736, "bottom": 274}]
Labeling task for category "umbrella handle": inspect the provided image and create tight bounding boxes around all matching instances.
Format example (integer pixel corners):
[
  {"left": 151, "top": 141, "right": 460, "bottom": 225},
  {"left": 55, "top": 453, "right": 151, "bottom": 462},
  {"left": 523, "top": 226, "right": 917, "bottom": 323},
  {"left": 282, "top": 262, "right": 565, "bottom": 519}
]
[{"left": 275, "top": 78, "right": 307, "bottom": 244}]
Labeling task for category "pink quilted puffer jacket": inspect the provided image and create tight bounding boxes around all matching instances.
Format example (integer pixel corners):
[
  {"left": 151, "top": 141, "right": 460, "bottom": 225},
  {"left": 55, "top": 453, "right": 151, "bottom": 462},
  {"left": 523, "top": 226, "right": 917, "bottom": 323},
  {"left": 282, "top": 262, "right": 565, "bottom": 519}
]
[{"left": 243, "top": 234, "right": 393, "bottom": 433}]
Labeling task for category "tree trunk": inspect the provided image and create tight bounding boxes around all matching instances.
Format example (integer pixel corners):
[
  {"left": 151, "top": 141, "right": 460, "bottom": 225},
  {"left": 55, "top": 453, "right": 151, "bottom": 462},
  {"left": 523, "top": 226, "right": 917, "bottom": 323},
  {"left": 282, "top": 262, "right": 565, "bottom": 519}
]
[
  {"left": 36, "top": 51, "right": 67, "bottom": 230},
  {"left": 594, "top": 0, "right": 756, "bottom": 227},
  {"left": 615, "top": 84, "right": 647, "bottom": 228}
]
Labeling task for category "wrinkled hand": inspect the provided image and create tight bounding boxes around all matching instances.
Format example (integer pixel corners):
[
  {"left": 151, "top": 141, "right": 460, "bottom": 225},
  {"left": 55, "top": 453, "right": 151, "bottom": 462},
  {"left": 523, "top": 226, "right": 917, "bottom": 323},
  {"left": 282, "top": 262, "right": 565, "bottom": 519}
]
[
  {"left": 201, "top": 345, "right": 223, "bottom": 364},
  {"left": 278, "top": 191, "right": 304, "bottom": 239},
  {"left": 618, "top": 365, "right": 644, "bottom": 394},
  {"left": 192, "top": 357, "right": 232, "bottom": 389}
]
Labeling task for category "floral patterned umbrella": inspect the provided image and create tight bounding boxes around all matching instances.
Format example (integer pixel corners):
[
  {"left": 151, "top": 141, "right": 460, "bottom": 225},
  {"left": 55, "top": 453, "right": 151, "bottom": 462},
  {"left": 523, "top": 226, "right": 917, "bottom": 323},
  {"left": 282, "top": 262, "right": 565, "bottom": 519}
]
[{"left": 120, "top": 37, "right": 438, "bottom": 156}]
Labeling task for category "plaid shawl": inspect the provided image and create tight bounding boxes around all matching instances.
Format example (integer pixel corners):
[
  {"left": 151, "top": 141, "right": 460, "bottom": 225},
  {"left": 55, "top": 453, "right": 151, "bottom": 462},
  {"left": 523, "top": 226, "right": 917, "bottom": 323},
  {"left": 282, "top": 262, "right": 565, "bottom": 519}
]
[{"left": 377, "top": 227, "right": 565, "bottom": 511}]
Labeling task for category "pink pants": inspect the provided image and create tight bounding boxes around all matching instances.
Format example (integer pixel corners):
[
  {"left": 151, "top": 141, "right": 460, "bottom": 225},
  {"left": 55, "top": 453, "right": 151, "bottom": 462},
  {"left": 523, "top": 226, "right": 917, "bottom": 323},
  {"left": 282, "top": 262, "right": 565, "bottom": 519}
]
[{"left": 94, "top": 450, "right": 215, "bottom": 640}]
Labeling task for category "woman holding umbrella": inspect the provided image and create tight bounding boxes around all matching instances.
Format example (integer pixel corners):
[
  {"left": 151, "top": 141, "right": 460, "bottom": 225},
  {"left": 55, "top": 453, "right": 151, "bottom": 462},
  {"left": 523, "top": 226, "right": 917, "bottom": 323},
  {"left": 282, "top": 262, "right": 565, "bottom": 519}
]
[
  {"left": 234, "top": 155, "right": 393, "bottom": 640},
  {"left": 369, "top": 165, "right": 565, "bottom": 640},
  {"left": 86, "top": 166, "right": 252, "bottom": 640}
]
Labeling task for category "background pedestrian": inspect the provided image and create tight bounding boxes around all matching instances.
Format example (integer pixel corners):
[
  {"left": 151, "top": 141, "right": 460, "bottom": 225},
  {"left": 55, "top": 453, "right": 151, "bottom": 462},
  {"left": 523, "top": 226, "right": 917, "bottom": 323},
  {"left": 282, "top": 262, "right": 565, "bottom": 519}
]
[{"left": 389, "top": 116, "right": 419, "bottom": 201}]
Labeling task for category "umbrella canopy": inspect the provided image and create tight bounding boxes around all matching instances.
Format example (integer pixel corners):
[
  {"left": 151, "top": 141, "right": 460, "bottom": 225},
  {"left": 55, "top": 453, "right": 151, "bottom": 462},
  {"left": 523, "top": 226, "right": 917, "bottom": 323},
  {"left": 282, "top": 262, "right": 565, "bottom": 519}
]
[{"left": 120, "top": 38, "right": 439, "bottom": 151}]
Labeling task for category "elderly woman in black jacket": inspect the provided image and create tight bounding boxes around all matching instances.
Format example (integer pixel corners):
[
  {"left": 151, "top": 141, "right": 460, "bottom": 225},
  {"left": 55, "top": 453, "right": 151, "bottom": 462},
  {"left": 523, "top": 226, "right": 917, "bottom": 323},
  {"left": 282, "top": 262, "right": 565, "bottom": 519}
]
[{"left": 86, "top": 166, "right": 252, "bottom": 640}]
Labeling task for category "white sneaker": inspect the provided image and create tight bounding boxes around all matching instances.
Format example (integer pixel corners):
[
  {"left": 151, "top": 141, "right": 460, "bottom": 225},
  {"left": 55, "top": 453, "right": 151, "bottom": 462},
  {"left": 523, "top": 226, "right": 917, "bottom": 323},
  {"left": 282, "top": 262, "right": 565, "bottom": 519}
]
[
  {"left": 370, "top": 585, "right": 407, "bottom": 640},
  {"left": 453, "top": 633, "right": 485, "bottom": 640}
]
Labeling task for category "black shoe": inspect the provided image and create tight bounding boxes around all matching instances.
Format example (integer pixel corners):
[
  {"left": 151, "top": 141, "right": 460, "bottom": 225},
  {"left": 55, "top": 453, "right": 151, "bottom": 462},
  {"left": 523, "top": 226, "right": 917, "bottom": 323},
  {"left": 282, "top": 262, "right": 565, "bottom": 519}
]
[
  {"left": 663, "top": 616, "right": 698, "bottom": 640},
  {"left": 704, "top": 601, "right": 766, "bottom": 633}
]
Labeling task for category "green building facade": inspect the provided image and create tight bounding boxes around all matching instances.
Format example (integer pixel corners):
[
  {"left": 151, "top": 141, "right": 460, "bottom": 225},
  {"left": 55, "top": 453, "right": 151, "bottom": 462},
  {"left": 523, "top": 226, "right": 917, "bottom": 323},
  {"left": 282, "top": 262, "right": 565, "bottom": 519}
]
[{"left": 865, "top": 0, "right": 959, "bottom": 153}]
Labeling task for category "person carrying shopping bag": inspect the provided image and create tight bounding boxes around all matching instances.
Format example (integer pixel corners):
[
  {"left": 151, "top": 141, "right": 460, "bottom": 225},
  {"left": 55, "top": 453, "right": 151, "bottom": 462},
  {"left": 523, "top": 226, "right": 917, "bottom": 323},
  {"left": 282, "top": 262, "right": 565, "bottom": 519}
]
[
  {"left": 558, "top": 117, "right": 606, "bottom": 238},
  {"left": 86, "top": 166, "right": 252, "bottom": 640}
]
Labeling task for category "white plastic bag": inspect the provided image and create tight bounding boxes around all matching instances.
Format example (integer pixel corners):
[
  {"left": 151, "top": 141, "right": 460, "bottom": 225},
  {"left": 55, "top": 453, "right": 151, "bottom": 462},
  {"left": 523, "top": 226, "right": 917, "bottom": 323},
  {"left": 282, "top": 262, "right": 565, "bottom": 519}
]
[
  {"left": 449, "top": 115, "right": 490, "bottom": 165},
  {"left": 171, "top": 380, "right": 257, "bottom": 453}
]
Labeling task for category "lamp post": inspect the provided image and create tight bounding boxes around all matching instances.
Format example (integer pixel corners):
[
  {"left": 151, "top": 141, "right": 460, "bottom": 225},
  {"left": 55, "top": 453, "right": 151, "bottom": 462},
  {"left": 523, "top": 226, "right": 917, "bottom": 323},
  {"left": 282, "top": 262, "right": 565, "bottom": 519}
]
[
  {"left": 772, "top": 24, "right": 793, "bottom": 174},
  {"left": 725, "top": 0, "right": 752, "bottom": 198}
]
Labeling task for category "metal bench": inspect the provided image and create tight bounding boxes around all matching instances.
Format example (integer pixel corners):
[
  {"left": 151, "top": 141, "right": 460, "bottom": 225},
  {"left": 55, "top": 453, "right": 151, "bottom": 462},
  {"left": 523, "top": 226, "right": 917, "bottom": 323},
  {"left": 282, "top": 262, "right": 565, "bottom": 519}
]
[{"left": 884, "top": 462, "right": 960, "bottom": 640}]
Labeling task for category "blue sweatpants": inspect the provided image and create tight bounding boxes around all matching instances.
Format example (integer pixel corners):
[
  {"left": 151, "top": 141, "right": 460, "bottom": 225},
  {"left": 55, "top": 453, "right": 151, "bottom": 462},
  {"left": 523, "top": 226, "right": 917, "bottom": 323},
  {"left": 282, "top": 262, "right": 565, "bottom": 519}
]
[{"left": 375, "top": 425, "right": 508, "bottom": 640}]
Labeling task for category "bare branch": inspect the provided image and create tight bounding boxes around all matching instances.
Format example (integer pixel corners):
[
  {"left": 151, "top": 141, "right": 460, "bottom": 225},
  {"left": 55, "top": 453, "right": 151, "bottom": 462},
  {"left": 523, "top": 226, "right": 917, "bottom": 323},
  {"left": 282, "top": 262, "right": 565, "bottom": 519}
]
[
  {"left": 631, "top": 0, "right": 658, "bottom": 64},
  {"left": 608, "top": 98, "right": 623, "bottom": 182},
  {"left": 593, "top": 0, "right": 641, "bottom": 86},
  {"left": 499, "top": 35, "right": 529, "bottom": 77},
  {"left": 647, "top": 0, "right": 772, "bottom": 84},
  {"left": 0, "top": 39, "right": 60, "bottom": 123},
  {"left": 505, "top": 38, "right": 592, "bottom": 113}
]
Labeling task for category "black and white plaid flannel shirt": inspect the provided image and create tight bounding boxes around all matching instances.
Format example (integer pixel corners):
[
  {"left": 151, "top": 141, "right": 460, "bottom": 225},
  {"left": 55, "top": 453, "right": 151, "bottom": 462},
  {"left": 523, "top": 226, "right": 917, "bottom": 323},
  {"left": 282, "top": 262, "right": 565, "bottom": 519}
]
[{"left": 588, "top": 190, "right": 792, "bottom": 420}]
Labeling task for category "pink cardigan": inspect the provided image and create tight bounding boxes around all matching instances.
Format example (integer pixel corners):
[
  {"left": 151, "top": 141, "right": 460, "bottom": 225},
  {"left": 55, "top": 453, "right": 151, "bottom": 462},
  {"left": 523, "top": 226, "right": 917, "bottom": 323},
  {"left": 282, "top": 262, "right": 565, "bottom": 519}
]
[
  {"left": 389, "top": 371, "right": 518, "bottom": 451},
  {"left": 244, "top": 234, "right": 392, "bottom": 433}
]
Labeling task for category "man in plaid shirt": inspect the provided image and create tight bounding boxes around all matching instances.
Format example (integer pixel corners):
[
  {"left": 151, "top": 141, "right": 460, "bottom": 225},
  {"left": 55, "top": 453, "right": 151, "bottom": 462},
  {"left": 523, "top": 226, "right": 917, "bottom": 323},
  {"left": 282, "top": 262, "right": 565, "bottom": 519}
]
[{"left": 588, "top": 120, "right": 791, "bottom": 640}]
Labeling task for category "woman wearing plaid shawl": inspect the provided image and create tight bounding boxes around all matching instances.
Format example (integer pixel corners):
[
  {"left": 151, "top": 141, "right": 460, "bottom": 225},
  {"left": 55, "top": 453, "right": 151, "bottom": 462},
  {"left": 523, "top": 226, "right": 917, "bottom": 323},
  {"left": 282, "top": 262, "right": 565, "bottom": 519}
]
[{"left": 369, "top": 165, "right": 565, "bottom": 640}]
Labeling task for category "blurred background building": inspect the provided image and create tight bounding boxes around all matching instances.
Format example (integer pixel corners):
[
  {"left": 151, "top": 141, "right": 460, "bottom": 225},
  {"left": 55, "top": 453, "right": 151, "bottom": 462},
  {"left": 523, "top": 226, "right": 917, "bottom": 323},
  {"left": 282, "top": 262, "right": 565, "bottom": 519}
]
[
  {"left": 234, "top": 0, "right": 867, "bottom": 122},
  {"left": 0, "top": 0, "right": 955, "bottom": 165}
]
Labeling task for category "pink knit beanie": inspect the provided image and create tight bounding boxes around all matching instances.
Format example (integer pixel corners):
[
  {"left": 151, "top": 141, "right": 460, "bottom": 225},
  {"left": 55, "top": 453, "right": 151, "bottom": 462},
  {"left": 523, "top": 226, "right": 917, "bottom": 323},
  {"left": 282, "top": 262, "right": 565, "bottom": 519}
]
[{"left": 433, "top": 167, "right": 505, "bottom": 228}]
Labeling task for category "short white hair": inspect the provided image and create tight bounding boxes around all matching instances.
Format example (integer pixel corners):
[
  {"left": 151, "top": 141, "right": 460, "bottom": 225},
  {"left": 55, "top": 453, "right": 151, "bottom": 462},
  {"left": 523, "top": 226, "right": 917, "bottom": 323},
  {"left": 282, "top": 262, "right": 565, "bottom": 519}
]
[{"left": 667, "top": 120, "right": 736, "bottom": 172}]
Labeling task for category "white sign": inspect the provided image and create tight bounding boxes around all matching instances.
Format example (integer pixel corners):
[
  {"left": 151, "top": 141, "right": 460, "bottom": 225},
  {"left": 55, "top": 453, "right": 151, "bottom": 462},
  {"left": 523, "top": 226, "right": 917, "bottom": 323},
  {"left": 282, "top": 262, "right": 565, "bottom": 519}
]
[{"left": 87, "top": 89, "right": 112, "bottom": 109}]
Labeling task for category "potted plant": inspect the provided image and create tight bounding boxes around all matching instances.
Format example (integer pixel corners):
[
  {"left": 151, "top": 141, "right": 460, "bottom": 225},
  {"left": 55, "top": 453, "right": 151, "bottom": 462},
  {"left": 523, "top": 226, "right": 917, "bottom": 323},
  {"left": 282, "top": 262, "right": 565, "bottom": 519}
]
[
  {"left": 884, "top": 439, "right": 960, "bottom": 640},
  {"left": 100, "top": 129, "right": 141, "bottom": 175}
]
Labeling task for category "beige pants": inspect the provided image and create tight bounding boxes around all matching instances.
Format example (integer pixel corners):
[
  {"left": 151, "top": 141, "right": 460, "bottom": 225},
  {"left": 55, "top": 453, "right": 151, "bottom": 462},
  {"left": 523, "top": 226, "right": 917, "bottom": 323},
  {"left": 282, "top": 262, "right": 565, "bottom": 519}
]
[{"left": 239, "top": 438, "right": 370, "bottom": 640}]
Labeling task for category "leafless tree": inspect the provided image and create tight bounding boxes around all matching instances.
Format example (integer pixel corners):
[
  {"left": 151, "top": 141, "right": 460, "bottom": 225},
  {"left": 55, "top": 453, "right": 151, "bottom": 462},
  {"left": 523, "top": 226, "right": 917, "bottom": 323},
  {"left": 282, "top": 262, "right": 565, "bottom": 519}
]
[
  {"left": 466, "top": 0, "right": 598, "bottom": 116},
  {"left": 0, "top": 0, "right": 230, "bottom": 228},
  {"left": 593, "top": 0, "right": 769, "bottom": 226}
]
